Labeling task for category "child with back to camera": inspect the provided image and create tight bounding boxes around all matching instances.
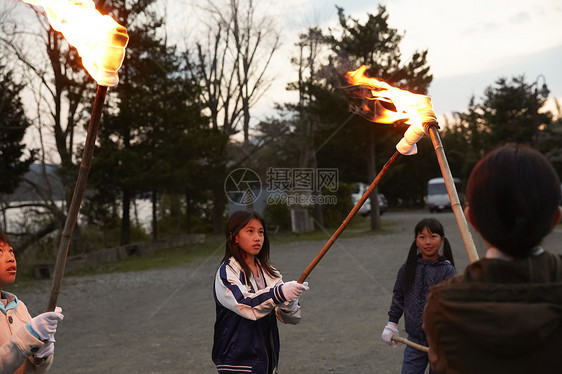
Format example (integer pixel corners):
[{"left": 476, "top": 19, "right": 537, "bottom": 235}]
[
  {"left": 382, "top": 218, "right": 456, "bottom": 374},
  {"left": 212, "top": 210, "right": 309, "bottom": 374},
  {"left": 0, "top": 229, "right": 64, "bottom": 374},
  {"left": 423, "top": 143, "right": 562, "bottom": 373}
]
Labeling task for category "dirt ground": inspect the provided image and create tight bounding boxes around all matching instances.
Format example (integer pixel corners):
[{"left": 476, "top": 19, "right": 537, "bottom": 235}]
[{"left": 15, "top": 210, "right": 562, "bottom": 373}]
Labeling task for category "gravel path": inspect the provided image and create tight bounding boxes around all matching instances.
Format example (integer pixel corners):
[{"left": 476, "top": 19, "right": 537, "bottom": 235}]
[{"left": 15, "top": 210, "right": 562, "bottom": 373}]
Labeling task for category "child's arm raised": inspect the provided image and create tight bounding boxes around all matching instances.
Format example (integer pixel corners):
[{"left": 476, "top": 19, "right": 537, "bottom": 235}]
[{"left": 215, "top": 261, "right": 304, "bottom": 321}]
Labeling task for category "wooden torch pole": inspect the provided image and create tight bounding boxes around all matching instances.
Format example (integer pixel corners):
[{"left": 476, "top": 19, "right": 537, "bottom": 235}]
[
  {"left": 298, "top": 151, "right": 401, "bottom": 283},
  {"left": 392, "top": 336, "right": 429, "bottom": 352},
  {"left": 46, "top": 85, "right": 108, "bottom": 312},
  {"left": 426, "top": 123, "right": 479, "bottom": 263}
]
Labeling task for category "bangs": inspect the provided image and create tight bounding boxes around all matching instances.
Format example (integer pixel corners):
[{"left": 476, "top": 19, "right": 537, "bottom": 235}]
[{"left": 415, "top": 218, "right": 444, "bottom": 237}]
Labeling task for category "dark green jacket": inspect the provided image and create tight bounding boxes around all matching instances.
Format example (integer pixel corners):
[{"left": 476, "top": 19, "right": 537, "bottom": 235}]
[{"left": 423, "top": 250, "right": 562, "bottom": 374}]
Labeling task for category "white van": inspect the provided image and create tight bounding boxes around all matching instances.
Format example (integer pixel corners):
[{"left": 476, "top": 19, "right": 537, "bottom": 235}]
[{"left": 426, "top": 177, "right": 463, "bottom": 213}]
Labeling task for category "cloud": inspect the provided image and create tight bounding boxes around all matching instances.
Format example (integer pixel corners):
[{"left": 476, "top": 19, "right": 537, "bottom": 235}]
[
  {"left": 508, "top": 11, "right": 531, "bottom": 24},
  {"left": 429, "top": 43, "right": 562, "bottom": 115}
]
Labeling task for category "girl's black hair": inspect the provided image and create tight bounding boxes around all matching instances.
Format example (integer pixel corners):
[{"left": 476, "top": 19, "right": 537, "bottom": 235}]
[
  {"left": 0, "top": 229, "right": 11, "bottom": 246},
  {"left": 404, "top": 218, "right": 455, "bottom": 293},
  {"left": 467, "top": 144, "right": 561, "bottom": 257},
  {"left": 221, "top": 210, "right": 279, "bottom": 279}
]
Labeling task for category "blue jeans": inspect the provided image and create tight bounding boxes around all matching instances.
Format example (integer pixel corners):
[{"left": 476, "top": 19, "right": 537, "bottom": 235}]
[{"left": 401, "top": 335, "right": 434, "bottom": 374}]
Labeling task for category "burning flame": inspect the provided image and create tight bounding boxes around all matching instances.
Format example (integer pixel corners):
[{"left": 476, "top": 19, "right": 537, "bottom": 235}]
[
  {"left": 345, "top": 65, "right": 436, "bottom": 128},
  {"left": 345, "top": 65, "right": 438, "bottom": 155},
  {"left": 23, "top": 0, "right": 129, "bottom": 87}
]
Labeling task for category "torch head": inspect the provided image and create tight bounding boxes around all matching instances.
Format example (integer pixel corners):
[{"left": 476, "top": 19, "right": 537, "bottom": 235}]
[
  {"left": 91, "top": 23, "right": 129, "bottom": 86},
  {"left": 344, "top": 65, "right": 440, "bottom": 155},
  {"left": 344, "top": 65, "right": 438, "bottom": 131},
  {"left": 23, "top": 0, "right": 129, "bottom": 87}
]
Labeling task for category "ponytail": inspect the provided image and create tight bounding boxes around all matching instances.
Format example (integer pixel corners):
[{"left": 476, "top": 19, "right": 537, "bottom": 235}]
[
  {"left": 442, "top": 237, "right": 455, "bottom": 267},
  {"left": 404, "top": 240, "right": 419, "bottom": 293}
]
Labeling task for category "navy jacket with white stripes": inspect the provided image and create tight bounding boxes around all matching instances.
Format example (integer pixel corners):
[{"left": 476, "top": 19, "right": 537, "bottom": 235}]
[{"left": 212, "top": 257, "right": 301, "bottom": 374}]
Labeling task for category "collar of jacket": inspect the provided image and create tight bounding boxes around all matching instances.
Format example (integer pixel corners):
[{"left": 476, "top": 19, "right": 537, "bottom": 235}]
[{"left": 0, "top": 291, "right": 18, "bottom": 314}]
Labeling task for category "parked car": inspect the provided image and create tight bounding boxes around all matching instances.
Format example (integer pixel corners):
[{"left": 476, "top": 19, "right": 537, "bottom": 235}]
[
  {"left": 425, "top": 177, "right": 464, "bottom": 213},
  {"left": 351, "top": 182, "right": 388, "bottom": 216}
]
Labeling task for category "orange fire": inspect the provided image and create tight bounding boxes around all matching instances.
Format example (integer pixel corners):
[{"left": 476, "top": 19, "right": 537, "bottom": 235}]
[
  {"left": 23, "top": 0, "right": 129, "bottom": 87},
  {"left": 345, "top": 65, "right": 437, "bottom": 155}
]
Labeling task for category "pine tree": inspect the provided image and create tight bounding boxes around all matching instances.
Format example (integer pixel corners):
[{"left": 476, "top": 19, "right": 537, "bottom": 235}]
[
  {"left": 0, "top": 63, "right": 35, "bottom": 196},
  {"left": 90, "top": 0, "right": 210, "bottom": 242}
]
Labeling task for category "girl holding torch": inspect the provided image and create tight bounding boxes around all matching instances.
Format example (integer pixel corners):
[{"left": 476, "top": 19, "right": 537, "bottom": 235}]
[
  {"left": 423, "top": 144, "right": 562, "bottom": 373},
  {"left": 212, "top": 211, "right": 309, "bottom": 374},
  {"left": 382, "top": 218, "right": 456, "bottom": 373},
  {"left": 0, "top": 229, "right": 64, "bottom": 374}
]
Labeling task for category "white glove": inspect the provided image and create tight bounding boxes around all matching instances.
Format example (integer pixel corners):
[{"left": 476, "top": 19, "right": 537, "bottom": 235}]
[
  {"left": 281, "top": 300, "right": 299, "bottom": 313},
  {"left": 30, "top": 307, "right": 64, "bottom": 341},
  {"left": 34, "top": 341, "right": 55, "bottom": 358},
  {"left": 281, "top": 282, "right": 308, "bottom": 312},
  {"left": 381, "top": 321, "right": 399, "bottom": 347},
  {"left": 281, "top": 281, "right": 309, "bottom": 302}
]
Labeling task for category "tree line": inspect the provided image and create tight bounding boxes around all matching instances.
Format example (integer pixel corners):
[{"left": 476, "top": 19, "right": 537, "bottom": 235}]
[{"left": 0, "top": 1, "right": 560, "bottom": 261}]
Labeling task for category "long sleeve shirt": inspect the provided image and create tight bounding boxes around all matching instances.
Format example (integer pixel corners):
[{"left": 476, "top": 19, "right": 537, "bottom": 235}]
[{"left": 388, "top": 256, "right": 456, "bottom": 339}]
